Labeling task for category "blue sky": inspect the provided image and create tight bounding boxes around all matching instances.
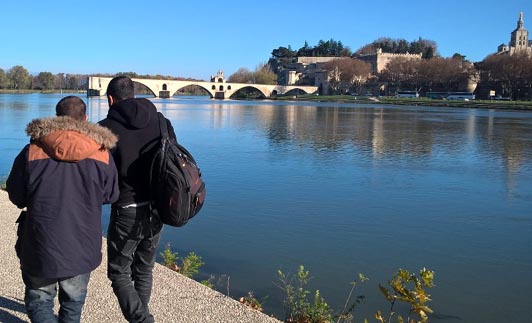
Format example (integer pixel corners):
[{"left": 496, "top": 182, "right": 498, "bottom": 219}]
[{"left": 1, "top": 0, "right": 530, "bottom": 80}]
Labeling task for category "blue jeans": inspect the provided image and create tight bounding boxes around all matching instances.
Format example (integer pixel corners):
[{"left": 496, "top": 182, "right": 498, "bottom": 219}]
[
  {"left": 22, "top": 271, "right": 90, "bottom": 323},
  {"left": 107, "top": 205, "right": 162, "bottom": 323}
]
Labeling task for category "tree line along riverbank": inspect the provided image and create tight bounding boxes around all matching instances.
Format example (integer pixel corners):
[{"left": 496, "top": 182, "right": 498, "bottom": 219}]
[
  {"left": 272, "top": 94, "right": 532, "bottom": 111},
  {"left": 0, "top": 89, "right": 86, "bottom": 94}
]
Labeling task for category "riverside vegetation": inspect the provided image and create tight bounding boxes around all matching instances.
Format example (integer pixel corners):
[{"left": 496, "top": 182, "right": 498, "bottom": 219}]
[
  {"left": 160, "top": 243, "right": 204, "bottom": 280},
  {"left": 159, "top": 244, "right": 435, "bottom": 323}
]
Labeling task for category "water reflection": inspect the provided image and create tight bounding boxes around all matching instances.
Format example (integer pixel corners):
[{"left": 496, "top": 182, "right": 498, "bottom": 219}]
[{"left": 195, "top": 101, "right": 532, "bottom": 196}]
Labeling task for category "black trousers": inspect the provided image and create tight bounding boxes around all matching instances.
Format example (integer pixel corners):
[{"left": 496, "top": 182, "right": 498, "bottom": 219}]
[{"left": 107, "top": 205, "right": 162, "bottom": 323}]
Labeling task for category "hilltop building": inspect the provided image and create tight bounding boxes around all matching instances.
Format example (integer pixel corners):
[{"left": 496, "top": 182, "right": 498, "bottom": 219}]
[
  {"left": 273, "top": 51, "right": 423, "bottom": 87},
  {"left": 272, "top": 56, "right": 339, "bottom": 86},
  {"left": 355, "top": 48, "right": 422, "bottom": 74},
  {"left": 497, "top": 11, "right": 532, "bottom": 55},
  {"left": 272, "top": 51, "right": 423, "bottom": 95}
]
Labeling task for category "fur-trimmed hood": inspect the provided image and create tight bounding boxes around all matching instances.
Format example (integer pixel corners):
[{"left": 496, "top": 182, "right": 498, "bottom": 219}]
[{"left": 26, "top": 116, "right": 118, "bottom": 162}]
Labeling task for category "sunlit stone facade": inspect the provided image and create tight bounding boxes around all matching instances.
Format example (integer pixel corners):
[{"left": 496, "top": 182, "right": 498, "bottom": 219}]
[{"left": 497, "top": 11, "right": 532, "bottom": 56}]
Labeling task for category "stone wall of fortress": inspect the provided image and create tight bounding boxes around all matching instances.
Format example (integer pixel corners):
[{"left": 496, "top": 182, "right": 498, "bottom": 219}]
[
  {"left": 357, "top": 50, "right": 423, "bottom": 74},
  {"left": 293, "top": 52, "right": 423, "bottom": 77},
  {"left": 297, "top": 57, "right": 339, "bottom": 64}
]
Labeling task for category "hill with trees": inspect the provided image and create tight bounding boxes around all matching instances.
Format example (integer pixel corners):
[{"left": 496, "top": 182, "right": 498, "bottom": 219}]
[{"left": 355, "top": 37, "right": 438, "bottom": 59}]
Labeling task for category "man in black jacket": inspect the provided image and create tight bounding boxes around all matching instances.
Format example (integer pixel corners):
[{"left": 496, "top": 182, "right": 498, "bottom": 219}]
[
  {"left": 99, "top": 76, "right": 176, "bottom": 323},
  {"left": 6, "top": 96, "right": 119, "bottom": 323}
]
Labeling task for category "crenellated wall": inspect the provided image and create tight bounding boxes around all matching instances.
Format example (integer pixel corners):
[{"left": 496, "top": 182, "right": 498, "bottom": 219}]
[{"left": 357, "top": 48, "right": 423, "bottom": 74}]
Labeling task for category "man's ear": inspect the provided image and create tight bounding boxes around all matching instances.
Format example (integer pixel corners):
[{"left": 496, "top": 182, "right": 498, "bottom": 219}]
[
  {"left": 85, "top": 115, "right": 89, "bottom": 121},
  {"left": 107, "top": 94, "right": 115, "bottom": 107}
]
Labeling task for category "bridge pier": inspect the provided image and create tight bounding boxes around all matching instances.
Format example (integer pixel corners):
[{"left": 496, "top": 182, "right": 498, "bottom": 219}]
[
  {"left": 87, "top": 89, "right": 101, "bottom": 97},
  {"left": 159, "top": 91, "right": 170, "bottom": 98}
]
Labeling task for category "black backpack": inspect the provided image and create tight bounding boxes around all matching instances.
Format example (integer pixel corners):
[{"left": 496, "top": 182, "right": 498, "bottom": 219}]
[{"left": 149, "top": 113, "right": 206, "bottom": 227}]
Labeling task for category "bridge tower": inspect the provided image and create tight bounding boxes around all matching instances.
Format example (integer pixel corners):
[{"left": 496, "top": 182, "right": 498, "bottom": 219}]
[{"left": 210, "top": 70, "right": 227, "bottom": 99}]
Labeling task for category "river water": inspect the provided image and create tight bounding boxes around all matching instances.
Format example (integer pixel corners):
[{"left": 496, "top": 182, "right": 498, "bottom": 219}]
[{"left": 1, "top": 93, "right": 531, "bottom": 323}]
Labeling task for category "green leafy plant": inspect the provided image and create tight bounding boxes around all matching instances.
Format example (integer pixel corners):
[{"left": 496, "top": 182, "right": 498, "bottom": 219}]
[
  {"left": 200, "top": 274, "right": 216, "bottom": 289},
  {"left": 239, "top": 291, "right": 267, "bottom": 312},
  {"left": 376, "top": 268, "right": 435, "bottom": 323},
  {"left": 180, "top": 251, "right": 204, "bottom": 279},
  {"left": 277, "top": 265, "right": 333, "bottom": 323},
  {"left": 159, "top": 244, "right": 204, "bottom": 279},
  {"left": 160, "top": 243, "right": 179, "bottom": 270}
]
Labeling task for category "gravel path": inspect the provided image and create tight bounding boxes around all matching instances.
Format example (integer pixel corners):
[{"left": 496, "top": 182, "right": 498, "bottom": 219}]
[{"left": 0, "top": 190, "right": 282, "bottom": 323}]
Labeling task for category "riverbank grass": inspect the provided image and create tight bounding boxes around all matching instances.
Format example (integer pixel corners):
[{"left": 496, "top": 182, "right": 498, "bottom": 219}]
[{"left": 159, "top": 243, "right": 204, "bottom": 279}]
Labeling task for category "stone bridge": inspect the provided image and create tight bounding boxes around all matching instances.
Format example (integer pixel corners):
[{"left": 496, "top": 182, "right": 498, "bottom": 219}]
[{"left": 87, "top": 71, "right": 318, "bottom": 99}]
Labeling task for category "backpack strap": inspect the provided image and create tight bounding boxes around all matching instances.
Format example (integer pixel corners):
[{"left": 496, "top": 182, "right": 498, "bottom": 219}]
[
  {"left": 149, "top": 112, "right": 170, "bottom": 233},
  {"left": 157, "top": 112, "right": 170, "bottom": 139}
]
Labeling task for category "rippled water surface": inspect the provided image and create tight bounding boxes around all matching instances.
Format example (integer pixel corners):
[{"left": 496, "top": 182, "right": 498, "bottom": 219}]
[{"left": 1, "top": 93, "right": 531, "bottom": 323}]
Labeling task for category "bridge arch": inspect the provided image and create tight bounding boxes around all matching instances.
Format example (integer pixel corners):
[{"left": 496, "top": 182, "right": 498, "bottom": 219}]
[
  {"left": 173, "top": 84, "right": 214, "bottom": 98},
  {"left": 132, "top": 81, "right": 157, "bottom": 97},
  {"left": 284, "top": 88, "right": 308, "bottom": 96},
  {"left": 229, "top": 85, "right": 268, "bottom": 99}
]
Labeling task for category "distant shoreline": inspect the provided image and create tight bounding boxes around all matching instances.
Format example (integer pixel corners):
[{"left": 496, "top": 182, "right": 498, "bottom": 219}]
[
  {"left": 2, "top": 91, "right": 531, "bottom": 111},
  {"left": 272, "top": 94, "right": 532, "bottom": 111},
  {"left": 0, "top": 89, "right": 86, "bottom": 94}
]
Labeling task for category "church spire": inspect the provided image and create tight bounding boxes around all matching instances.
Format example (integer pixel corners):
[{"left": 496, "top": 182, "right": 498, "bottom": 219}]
[{"left": 518, "top": 11, "right": 524, "bottom": 29}]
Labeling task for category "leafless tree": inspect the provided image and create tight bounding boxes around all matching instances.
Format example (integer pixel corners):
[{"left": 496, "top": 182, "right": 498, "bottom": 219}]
[
  {"left": 228, "top": 63, "right": 277, "bottom": 85},
  {"left": 380, "top": 56, "right": 477, "bottom": 93},
  {"left": 418, "top": 56, "right": 476, "bottom": 92},
  {"left": 323, "top": 58, "right": 371, "bottom": 94},
  {"left": 476, "top": 53, "right": 532, "bottom": 99},
  {"left": 379, "top": 57, "right": 421, "bottom": 91},
  {"left": 252, "top": 63, "right": 277, "bottom": 85}
]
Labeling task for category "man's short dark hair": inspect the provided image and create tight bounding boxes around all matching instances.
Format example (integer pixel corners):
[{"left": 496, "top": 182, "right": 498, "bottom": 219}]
[
  {"left": 107, "top": 76, "right": 134, "bottom": 102},
  {"left": 56, "top": 96, "right": 86, "bottom": 121}
]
